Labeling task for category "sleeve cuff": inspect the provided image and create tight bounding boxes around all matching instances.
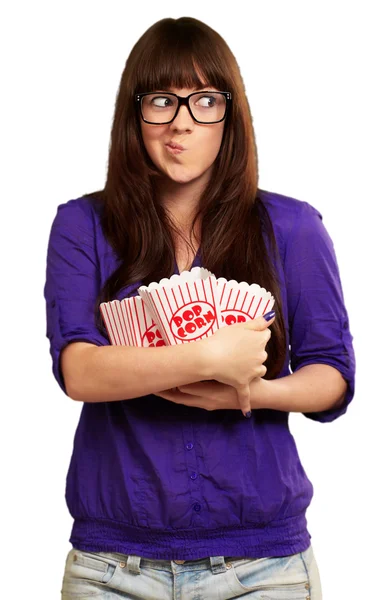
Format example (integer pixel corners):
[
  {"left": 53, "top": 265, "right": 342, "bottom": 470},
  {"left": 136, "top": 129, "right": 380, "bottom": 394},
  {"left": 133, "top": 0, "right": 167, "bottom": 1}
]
[
  {"left": 295, "top": 360, "right": 355, "bottom": 423},
  {"left": 52, "top": 333, "right": 109, "bottom": 397}
]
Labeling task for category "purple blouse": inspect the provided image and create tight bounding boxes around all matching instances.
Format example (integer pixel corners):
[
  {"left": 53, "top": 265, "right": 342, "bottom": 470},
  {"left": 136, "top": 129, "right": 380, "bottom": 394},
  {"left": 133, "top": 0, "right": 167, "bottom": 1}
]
[{"left": 43, "top": 188, "right": 355, "bottom": 559}]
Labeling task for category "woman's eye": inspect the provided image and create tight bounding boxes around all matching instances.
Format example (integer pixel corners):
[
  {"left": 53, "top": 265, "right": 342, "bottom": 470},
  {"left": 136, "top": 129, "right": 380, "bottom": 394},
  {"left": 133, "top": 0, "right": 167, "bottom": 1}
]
[
  {"left": 197, "top": 96, "right": 217, "bottom": 107},
  {"left": 151, "top": 96, "right": 173, "bottom": 107},
  {"left": 147, "top": 93, "right": 218, "bottom": 110}
]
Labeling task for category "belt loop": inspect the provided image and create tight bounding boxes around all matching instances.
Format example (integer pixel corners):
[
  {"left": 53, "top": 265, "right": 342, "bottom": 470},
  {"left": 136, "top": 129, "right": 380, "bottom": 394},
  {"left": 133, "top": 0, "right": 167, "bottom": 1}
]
[
  {"left": 126, "top": 555, "right": 141, "bottom": 574},
  {"left": 210, "top": 556, "right": 226, "bottom": 574}
]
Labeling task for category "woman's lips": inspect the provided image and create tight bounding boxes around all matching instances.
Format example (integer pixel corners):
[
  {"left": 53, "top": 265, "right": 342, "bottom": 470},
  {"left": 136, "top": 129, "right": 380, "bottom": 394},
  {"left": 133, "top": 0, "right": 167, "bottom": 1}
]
[
  {"left": 165, "top": 144, "right": 185, "bottom": 154},
  {"left": 166, "top": 141, "right": 185, "bottom": 150}
]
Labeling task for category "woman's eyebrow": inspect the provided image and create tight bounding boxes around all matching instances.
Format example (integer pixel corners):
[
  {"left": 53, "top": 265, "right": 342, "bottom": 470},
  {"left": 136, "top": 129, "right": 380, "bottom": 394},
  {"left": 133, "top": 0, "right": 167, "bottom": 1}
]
[{"left": 164, "top": 87, "right": 217, "bottom": 93}]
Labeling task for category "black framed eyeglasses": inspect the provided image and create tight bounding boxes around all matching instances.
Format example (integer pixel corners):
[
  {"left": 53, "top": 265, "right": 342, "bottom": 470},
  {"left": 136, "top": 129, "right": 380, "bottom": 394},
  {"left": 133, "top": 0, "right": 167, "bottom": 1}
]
[{"left": 135, "top": 91, "right": 232, "bottom": 125}]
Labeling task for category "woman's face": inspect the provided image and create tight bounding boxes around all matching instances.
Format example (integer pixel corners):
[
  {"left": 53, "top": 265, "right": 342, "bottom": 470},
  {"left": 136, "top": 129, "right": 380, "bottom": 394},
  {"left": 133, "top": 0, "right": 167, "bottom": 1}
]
[{"left": 139, "top": 86, "right": 226, "bottom": 186}]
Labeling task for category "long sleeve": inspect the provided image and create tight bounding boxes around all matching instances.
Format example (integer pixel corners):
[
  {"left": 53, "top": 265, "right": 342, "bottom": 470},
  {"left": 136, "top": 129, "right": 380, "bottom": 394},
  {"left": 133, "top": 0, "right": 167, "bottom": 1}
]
[
  {"left": 43, "top": 199, "right": 109, "bottom": 396},
  {"left": 284, "top": 200, "right": 356, "bottom": 422}
]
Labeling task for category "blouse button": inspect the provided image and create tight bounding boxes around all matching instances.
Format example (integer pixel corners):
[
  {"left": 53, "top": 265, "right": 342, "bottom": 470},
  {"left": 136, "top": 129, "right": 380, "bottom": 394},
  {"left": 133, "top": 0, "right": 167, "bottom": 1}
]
[
  {"left": 190, "top": 472, "right": 198, "bottom": 480},
  {"left": 186, "top": 443, "right": 194, "bottom": 450},
  {"left": 193, "top": 503, "right": 201, "bottom": 512}
]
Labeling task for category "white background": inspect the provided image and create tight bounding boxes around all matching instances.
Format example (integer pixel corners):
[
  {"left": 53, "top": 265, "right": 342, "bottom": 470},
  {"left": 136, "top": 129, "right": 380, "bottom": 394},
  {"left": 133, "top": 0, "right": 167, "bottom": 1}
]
[{"left": 1, "top": 1, "right": 390, "bottom": 598}]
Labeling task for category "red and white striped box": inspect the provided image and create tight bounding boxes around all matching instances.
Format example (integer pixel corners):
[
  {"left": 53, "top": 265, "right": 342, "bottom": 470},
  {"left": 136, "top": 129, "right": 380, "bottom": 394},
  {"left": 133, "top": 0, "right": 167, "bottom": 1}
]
[
  {"left": 137, "top": 267, "right": 220, "bottom": 346},
  {"left": 215, "top": 278, "right": 275, "bottom": 327},
  {"left": 100, "top": 268, "right": 274, "bottom": 348},
  {"left": 99, "top": 295, "right": 165, "bottom": 348}
]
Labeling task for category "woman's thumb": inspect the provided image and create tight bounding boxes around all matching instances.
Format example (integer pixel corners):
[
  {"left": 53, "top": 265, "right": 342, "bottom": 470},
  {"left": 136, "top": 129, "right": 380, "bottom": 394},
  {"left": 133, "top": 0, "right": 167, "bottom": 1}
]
[{"left": 244, "top": 310, "right": 276, "bottom": 329}]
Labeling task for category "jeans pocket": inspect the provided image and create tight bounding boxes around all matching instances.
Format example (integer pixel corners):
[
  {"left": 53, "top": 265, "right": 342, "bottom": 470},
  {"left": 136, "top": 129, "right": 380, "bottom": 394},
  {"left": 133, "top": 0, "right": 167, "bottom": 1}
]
[
  {"left": 62, "top": 548, "right": 120, "bottom": 594},
  {"left": 225, "top": 551, "right": 310, "bottom": 597}
]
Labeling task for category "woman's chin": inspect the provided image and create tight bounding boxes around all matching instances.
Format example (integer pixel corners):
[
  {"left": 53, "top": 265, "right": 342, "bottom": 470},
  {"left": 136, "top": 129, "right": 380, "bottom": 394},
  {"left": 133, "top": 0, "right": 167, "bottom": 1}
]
[{"left": 163, "top": 169, "right": 201, "bottom": 185}]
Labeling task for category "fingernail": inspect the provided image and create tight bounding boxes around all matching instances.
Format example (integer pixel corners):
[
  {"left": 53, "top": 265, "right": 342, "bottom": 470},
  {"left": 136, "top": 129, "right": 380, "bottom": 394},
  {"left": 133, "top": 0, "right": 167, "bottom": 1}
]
[
  {"left": 263, "top": 310, "right": 275, "bottom": 321},
  {"left": 245, "top": 411, "right": 252, "bottom": 418}
]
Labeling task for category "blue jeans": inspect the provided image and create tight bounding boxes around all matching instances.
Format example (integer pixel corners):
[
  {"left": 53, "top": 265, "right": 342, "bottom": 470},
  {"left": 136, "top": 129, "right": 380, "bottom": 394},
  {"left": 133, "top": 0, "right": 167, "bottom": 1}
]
[{"left": 61, "top": 544, "right": 322, "bottom": 599}]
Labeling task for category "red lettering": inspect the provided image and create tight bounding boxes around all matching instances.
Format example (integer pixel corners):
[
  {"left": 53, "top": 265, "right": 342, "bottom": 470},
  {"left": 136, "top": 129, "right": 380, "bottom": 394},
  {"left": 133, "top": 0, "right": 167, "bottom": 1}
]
[
  {"left": 172, "top": 315, "right": 183, "bottom": 327},
  {"left": 148, "top": 340, "right": 165, "bottom": 347},
  {"left": 183, "top": 309, "right": 194, "bottom": 322},
  {"left": 203, "top": 309, "right": 215, "bottom": 323},
  {"left": 185, "top": 322, "right": 197, "bottom": 334},
  {"left": 225, "top": 314, "right": 236, "bottom": 325},
  {"left": 193, "top": 304, "right": 202, "bottom": 316},
  {"left": 146, "top": 331, "right": 155, "bottom": 343},
  {"left": 194, "top": 316, "right": 206, "bottom": 328}
]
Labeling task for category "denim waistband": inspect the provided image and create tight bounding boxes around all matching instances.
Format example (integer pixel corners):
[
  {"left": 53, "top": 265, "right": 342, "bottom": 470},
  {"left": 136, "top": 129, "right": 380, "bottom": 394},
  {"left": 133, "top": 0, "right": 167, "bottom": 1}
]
[{"left": 80, "top": 551, "right": 244, "bottom": 574}]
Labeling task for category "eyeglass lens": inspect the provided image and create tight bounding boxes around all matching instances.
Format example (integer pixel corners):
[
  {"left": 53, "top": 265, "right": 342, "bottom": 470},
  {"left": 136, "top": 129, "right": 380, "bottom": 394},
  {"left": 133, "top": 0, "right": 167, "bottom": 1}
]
[{"left": 141, "top": 92, "right": 226, "bottom": 123}]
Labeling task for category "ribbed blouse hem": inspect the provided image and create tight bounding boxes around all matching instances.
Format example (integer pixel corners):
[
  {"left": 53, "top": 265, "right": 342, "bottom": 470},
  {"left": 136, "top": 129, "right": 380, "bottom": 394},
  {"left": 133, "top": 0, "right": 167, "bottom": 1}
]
[{"left": 69, "top": 513, "right": 311, "bottom": 560}]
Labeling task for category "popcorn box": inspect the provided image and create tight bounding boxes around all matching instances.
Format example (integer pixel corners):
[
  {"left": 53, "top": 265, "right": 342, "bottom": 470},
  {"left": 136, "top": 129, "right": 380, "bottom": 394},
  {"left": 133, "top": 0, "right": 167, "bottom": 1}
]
[
  {"left": 100, "top": 295, "right": 166, "bottom": 348},
  {"left": 100, "top": 267, "right": 275, "bottom": 349},
  {"left": 215, "top": 278, "right": 275, "bottom": 327},
  {"left": 137, "top": 267, "right": 220, "bottom": 346}
]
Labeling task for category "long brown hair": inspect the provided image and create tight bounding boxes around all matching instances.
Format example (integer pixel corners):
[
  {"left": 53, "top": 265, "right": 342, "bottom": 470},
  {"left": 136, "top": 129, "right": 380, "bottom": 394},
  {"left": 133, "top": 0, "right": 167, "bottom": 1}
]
[{"left": 83, "top": 16, "right": 287, "bottom": 379}]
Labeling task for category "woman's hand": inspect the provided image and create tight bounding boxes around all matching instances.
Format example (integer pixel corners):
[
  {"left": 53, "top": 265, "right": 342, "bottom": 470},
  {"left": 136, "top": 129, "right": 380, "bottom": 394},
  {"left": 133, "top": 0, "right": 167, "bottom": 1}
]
[
  {"left": 154, "top": 378, "right": 262, "bottom": 412},
  {"left": 202, "top": 313, "right": 275, "bottom": 416}
]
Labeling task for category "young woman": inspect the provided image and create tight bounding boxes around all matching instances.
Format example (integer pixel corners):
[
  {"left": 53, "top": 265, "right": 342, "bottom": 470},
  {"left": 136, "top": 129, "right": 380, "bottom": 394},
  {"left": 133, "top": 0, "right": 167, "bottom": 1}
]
[{"left": 44, "top": 16, "right": 355, "bottom": 600}]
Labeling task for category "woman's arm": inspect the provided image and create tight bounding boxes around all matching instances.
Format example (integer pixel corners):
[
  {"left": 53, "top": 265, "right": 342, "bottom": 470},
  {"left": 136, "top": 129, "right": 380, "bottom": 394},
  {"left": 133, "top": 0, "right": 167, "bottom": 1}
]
[
  {"left": 62, "top": 340, "right": 211, "bottom": 403},
  {"left": 251, "top": 364, "right": 347, "bottom": 413},
  {"left": 279, "top": 200, "right": 355, "bottom": 422}
]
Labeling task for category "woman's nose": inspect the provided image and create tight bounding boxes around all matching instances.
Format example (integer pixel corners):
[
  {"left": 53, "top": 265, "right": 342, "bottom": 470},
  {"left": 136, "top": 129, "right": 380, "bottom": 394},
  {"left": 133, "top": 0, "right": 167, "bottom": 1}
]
[{"left": 171, "top": 104, "right": 194, "bottom": 127}]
